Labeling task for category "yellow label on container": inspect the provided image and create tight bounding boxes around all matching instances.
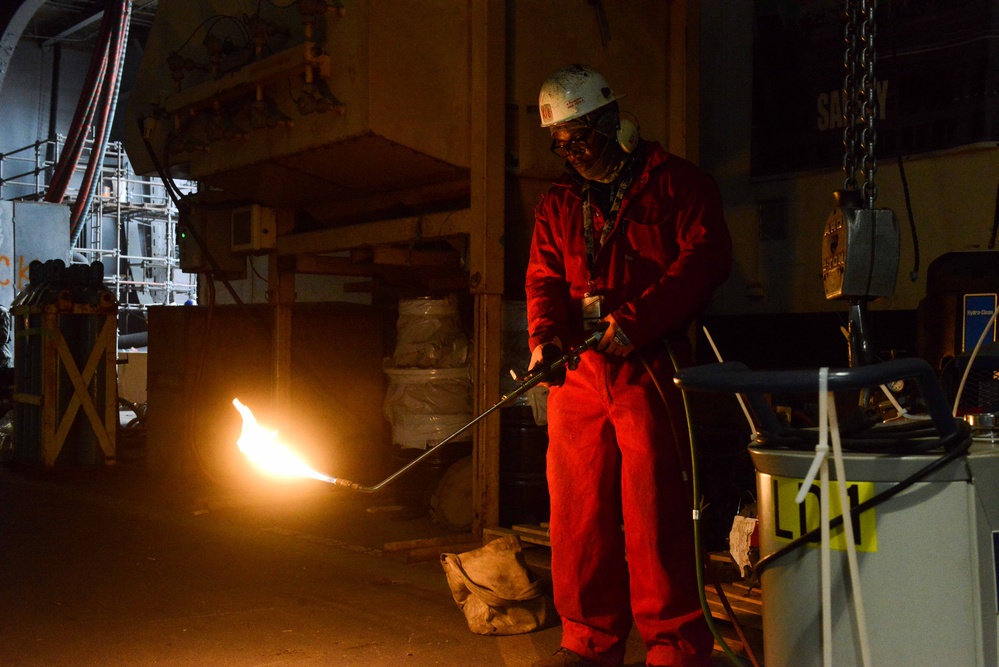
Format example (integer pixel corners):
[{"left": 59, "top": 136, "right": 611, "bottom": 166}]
[{"left": 771, "top": 476, "right": 878, "bottom": 553}]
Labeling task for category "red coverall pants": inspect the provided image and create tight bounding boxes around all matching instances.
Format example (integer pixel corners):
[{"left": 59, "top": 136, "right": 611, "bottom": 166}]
[{"left": 546, "top": 346, "right": 712, "bottom": 667}]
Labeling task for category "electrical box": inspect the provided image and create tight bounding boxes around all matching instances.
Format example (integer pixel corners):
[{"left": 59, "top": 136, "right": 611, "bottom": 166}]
[
  {"left": 178, "top": 208, "right": 246, "bottom": 277},
  {"left": 230, "top": 205, "right": 276, "bottom": 253},
  {"left": 822, "top": 206, "right": 900, "bottom": 300}
]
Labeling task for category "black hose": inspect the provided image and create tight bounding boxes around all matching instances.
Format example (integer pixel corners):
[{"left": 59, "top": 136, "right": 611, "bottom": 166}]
[
  {"left": 641, "top": 346, "right": 749, "bottom": 667},
  {"left": 761, "top": 425, "right": 956, "bottom": 455},
  {"left": 117, "top": 331, "right": 148, "bottom": 349},
  {"left": 137, "top": 117, "right": 250, "bottom": 309},
  {"left": 896, "top": 155, "right": 919, "bottom": 280}
]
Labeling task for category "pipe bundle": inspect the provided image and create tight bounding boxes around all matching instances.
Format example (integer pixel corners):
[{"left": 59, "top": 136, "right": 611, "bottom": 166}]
[{"left": 44, "top": 0, "right": 133, "bottom": 243}]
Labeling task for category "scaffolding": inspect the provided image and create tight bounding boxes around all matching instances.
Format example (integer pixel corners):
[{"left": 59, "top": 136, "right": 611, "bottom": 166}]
[{"left": 0, "top": 134, "right": 197, "bottom": 334}]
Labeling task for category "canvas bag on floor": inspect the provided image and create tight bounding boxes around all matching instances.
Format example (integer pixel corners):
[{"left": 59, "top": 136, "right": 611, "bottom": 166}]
[{"left": 440, "top": 535, "right": 551, "bottom": 635}]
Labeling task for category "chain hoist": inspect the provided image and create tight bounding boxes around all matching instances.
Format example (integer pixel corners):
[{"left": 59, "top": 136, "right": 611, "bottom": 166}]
[
  {"left": 842, "top": 0, "right": 860, "bottom": 192},
  {"left": 841, "top": 0, "right": 879, "bottom": 205},
  {"left": 822, "top": 0, "right": 900, "bottom": 369},
  {"left": 858, "top": 0, "right": 879, "bottom": 206}
]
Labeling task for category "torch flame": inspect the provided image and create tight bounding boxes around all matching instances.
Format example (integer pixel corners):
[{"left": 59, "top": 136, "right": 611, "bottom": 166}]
[{"left": 232, "top": 398, "right": 337, "bottom": 483}]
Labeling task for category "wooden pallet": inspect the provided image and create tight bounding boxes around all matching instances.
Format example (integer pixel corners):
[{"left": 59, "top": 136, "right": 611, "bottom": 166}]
[
  {"left": 483, "top": 522, "right": 551, "bottom": 547},
  {"left": 381, "top": 534, "right": 485, "bottom": 563},
  {"left": 706, "top": 580, "right": 762, "bottom": 631}
]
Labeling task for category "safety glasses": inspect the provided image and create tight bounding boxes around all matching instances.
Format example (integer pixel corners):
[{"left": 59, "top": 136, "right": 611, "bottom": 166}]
[{"left": 550, "top": 126, "right": 595, "bottom": 158}]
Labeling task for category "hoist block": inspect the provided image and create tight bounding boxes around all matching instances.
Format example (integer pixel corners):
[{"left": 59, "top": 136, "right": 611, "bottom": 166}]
[{"left": 822, "top": 206, "right": 900, "bottom": 300}]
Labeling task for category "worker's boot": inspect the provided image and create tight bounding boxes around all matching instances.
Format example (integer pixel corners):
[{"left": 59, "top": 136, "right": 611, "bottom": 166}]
[{"left": 532, "top": 647, "right": 606, "bottom": 667}]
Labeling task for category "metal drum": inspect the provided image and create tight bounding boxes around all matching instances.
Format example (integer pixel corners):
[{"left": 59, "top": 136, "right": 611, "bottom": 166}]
[{"left": 499, "top": 405, "right": 550, "bottom": 527}]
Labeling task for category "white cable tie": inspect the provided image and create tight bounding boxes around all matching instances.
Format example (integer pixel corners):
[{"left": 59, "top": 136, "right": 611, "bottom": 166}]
[
  {"left": 796, "top": 442, "right": 829, "bottom": 505},
  {"left": 692, "top": 509, "right": 700, "bottom": 521},
  {"left": 879, "top": 383, "right": 905, "bottom": 416},
  {"left": 796, "top": 368, "right": 830, "bottom": 505}
]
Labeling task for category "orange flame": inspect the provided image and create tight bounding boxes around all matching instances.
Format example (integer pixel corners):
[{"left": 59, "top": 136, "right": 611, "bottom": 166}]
[{"left": 232, "top": 398, "right": 336, "bottom": 483}]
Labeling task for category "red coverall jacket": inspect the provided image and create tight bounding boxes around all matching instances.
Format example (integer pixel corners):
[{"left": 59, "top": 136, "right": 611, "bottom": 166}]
[
  {"left": 526, "top": 140, "right": 732, "bottom": 354},
  {"left": 525, "top": 141, "right": 732, "bottom": 667}
]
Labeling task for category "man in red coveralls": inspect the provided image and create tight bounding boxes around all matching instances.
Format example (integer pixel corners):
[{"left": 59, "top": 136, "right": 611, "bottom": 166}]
[{"left": 527, "top": 64, "right": 733, "bottom": 667}]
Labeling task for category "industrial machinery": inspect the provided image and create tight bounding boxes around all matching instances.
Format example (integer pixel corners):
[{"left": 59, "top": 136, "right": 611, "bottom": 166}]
[
  {"left": 675, "top": 360, "right": 993, "bottom": 666},
  {"left": 679, "top": 3, "right": 998, "bottom": 665},
  {"left": 124, "top": 0, "right": 474, "bottom": 225}
]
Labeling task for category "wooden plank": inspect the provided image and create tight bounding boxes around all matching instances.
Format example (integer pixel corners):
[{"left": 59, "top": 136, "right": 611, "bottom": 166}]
[
  {"left": 277, "top": 210, "right": 471, "bottom": 256},
  {"left": 12, "top": 393, "right": 42, "bottom": 406},
  {"left": 706, "top": 590, "right": 761, "bottom": 616},
  {"left": 384, "top": 542, "right": 485, "bottom": 564},
  {"left": 52, "top": 317, "right": 115, "bottom": 458},
  {"left": 367, "top": 246, "right": 462, "bottom": 268},
  {"left": 472, "top": 293, "right": 502, "bottom": 534},
  {"left": 484, "top": 525, "right": 551, "bottom": 547},
  {"left": 469, "top": 0, "right": 505, "bottom": 536},
  {"left": 515, "top": 534, "right": 551, "bottom": 547},
  {"left": 341, "top": 280, "right": 379, "bottom": 293},
  {"left": 706, "top": 600, "right": 763, "bottom": 631},
  {"left": 705, "top": 582, "right": 763, "bottom": 632},
  {"left": 293, "top": 255, "right": 377, "bottom": 277},
  {"left": 512, "top": 524, "right": 550, "bottom": 538},
  {"left": 483, "top": 527, "right": 518, "bottom": 539},
  {"left": 382, "top": 534, "right": 484, "bottom": 565},
  {"left": 382, "top": 534, "right": 481, "bottom": 552}
]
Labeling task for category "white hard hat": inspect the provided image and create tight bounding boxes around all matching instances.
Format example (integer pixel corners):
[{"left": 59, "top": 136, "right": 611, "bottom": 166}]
[{"left": 538, "top": 64, "right": 625, "bottom": 128}]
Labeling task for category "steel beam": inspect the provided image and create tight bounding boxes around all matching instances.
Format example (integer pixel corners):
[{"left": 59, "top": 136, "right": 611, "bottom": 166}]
[{"left": 0, "top": 0, "right": 47, "bottom": 99}]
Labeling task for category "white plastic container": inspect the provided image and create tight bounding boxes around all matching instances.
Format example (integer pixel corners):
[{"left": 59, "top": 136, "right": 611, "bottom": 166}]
[
  {"left": 383, "top": 366, "right": 473, "bottom": 449},
  {"left": 389, "top": 296, "right": 469, "bottom": 369}
]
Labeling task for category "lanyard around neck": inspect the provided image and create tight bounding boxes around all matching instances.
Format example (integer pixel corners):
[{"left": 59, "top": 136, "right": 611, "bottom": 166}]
[{"left": 581, "top": 167, "right": 635, "bottom": 271}]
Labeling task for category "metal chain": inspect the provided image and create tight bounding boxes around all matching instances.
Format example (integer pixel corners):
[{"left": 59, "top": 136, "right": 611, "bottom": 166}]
[
  {"left": 842, "top": 0, "right": 860, "bottom": 192},
  {"left": 859, "top": 0, "right": 878, "bottom": 206}
]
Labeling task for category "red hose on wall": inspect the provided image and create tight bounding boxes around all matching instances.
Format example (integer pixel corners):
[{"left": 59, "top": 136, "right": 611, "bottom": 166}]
[{"left": 70, "top": 0, "right": 133, "bottom": 237}]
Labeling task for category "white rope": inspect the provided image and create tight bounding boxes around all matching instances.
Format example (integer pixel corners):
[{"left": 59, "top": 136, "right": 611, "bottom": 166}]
[
  {"left": 813, "top": 369, "right": 833, "bottom": 667},
  {"left": 702, "top": 326, "right": 757, "bottom": 437},
  {"left": 828, "top": 385, "right": 873, "bottom": 667}
]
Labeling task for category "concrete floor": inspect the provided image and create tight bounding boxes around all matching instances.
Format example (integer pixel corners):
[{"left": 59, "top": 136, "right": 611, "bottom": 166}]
[{"left": 0, "top": 460, "right": 741, "bottom": 667}]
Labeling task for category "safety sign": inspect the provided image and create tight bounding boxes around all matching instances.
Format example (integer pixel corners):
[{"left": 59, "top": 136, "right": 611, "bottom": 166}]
[{"left": 770, "top": 476, "right": 878, "bottom": 553}]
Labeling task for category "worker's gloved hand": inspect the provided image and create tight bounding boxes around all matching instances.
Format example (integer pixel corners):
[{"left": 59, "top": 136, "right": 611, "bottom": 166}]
[
  {"left": 528, "top": 341, "right": 565, "bottom": 387},
  {"left": 596, "top": 314, "right": 635, "bottom": 357}
]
